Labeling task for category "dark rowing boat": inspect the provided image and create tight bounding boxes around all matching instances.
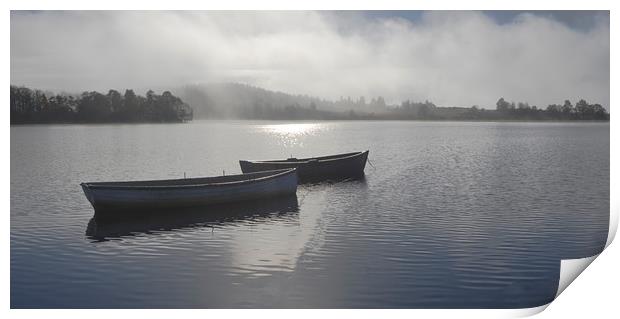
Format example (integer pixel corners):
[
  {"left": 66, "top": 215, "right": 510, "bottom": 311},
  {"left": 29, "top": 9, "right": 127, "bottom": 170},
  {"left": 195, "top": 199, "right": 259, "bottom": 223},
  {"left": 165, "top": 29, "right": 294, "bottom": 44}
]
[
  {"left": 81, "top": 168, "right": 298, "bottom": 214},
  {"left": 239, "top": 150, "right": 369, "bottom": 183}
]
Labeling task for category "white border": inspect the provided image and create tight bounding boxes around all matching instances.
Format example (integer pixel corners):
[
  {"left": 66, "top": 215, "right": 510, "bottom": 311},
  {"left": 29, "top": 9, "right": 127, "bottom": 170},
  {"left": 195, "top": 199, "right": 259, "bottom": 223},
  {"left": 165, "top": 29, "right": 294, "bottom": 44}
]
[{"left": 4, "top": 1, "right": 617, "bottom": 318}]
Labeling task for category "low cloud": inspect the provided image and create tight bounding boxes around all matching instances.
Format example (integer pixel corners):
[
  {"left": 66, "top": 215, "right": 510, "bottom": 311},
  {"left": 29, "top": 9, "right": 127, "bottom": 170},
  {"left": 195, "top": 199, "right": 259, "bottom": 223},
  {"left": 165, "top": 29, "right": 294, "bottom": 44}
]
[{"left": 10, "top": 11, "right": 610, "bottom": 109}]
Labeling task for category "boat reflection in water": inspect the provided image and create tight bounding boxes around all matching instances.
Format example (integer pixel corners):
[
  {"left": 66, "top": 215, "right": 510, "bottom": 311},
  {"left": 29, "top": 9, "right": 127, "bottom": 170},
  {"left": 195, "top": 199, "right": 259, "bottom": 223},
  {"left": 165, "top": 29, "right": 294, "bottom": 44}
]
[{"left": 86, "top": 195, "right": 299, "bottom": 241}]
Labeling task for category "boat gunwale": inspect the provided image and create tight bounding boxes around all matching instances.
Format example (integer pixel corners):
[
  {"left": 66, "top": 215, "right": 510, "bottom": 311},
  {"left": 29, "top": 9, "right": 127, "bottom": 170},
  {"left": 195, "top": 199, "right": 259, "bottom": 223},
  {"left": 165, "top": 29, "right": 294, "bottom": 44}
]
[
  {"left": 241, "top": 150, "right": 368, "bottom": 165},
  {"left": 81, "top": 168, "right": 296, "bottom": 190}
]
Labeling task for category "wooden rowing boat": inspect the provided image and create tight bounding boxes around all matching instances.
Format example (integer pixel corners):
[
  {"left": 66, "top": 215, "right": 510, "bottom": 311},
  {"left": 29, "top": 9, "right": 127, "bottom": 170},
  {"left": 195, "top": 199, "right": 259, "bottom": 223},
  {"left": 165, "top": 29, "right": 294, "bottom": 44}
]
[
  {"left": 81, "top": 168, "right": 298, "bottom": 213},
  {"left": 239, "top": 150, "right": 369, "bottom": 183}
]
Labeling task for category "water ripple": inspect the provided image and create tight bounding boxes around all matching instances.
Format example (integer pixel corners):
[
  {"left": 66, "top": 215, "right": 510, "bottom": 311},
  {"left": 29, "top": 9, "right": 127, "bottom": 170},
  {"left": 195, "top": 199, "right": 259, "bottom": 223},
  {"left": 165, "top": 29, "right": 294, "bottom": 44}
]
[{"left": 11, "top": 121, "right": 609, "bottom": 308}]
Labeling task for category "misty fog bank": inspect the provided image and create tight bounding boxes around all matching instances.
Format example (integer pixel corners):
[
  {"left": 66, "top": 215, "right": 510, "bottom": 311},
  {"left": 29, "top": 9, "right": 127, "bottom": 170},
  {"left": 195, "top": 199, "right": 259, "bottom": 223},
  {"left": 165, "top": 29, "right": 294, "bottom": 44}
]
[{"left": 11, "top": 11, "right": 610, "bottom": 111}]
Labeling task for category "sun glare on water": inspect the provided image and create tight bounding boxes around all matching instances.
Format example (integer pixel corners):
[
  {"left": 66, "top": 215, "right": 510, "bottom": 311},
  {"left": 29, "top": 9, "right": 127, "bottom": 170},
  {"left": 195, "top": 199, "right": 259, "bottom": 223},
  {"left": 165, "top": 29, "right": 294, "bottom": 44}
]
[
  {"left": 261, "top": 123, "right": 323, "bottom": 136},
  {"left": 258, "top": 123, "right": 326, "bottom": 147}
]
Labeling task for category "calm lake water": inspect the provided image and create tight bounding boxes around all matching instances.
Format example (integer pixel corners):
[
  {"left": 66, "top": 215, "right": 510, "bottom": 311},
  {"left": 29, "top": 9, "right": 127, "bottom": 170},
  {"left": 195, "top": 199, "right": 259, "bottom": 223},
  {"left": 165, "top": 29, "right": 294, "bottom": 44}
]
[{"left": 10, "top": 121, "right": 609, "bottom": 308}]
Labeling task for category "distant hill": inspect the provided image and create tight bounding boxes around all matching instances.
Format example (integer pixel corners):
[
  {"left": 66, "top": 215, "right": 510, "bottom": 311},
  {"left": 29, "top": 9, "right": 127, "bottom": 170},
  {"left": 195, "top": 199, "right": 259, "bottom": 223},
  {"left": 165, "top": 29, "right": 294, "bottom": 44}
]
[{"left": 175, "top": 83, "right": 389, "bottom": 119}]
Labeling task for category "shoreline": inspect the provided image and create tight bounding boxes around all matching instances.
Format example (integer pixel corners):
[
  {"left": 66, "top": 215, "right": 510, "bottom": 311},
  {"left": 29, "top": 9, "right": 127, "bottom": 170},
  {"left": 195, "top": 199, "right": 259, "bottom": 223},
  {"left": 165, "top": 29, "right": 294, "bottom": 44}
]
[{"left": 10, "top": 118, "right": 610, "bottom": 126}]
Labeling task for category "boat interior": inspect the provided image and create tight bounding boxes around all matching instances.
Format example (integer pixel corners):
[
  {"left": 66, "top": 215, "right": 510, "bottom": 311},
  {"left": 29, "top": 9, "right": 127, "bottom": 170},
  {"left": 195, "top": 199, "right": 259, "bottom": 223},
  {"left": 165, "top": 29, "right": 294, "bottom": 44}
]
[
  {"left": 82, "top": 169, "right": 294, "bottom": 187},
  {"left": 258, "top": 151, "right": 366, "bottom": 163}
]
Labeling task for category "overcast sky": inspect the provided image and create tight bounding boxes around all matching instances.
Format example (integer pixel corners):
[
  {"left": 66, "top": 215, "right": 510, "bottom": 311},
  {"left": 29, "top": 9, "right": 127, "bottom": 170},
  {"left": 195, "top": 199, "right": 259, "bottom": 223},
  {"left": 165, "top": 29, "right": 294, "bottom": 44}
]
[{"left": 11, "top": 11, "right": 610, "bottom": 109}]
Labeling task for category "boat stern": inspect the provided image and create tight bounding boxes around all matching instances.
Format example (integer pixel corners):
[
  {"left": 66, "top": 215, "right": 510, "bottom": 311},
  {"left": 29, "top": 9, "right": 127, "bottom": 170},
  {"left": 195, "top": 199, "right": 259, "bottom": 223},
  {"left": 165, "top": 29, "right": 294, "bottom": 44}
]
[{"left": 80, "top": 183, "right": 96, "bottom": 206}]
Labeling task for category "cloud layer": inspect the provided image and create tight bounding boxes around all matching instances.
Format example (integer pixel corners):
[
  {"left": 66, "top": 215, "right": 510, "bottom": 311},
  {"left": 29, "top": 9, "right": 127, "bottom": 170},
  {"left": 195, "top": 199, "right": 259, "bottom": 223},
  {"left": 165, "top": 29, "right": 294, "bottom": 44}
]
[{"left": 11, "top": 11, "right": 610, "bottom": 109}]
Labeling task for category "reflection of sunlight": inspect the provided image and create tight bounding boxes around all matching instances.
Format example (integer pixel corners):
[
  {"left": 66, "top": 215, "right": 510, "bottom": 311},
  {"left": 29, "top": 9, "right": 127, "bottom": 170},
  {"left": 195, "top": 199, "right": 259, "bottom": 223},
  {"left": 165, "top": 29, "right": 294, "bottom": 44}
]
[
  {"left": 259, "top": 123, "right": 325, "bottom": 147},
  {"left": 261, "top": 123, "right": 323, "bottom": 136},
  {"left": 229, "top": 189, "right": 326, "bottom": 277}
]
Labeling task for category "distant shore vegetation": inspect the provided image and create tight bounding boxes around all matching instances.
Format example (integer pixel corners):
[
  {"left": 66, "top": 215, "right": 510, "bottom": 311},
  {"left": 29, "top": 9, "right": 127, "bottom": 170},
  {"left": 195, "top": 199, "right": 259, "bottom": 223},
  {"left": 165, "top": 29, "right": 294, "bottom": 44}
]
[
  {"left": 380, "top": 97, "right": 609, "bottom": 121},
  {"left": 10, "top": 85, "right": 193, "bottom": 124},
  {"left": 11, "top": 84, "right": 608, "bottom": 124},
  {"left": 180, "top": 83, "right": 609, "bottom": 121}
]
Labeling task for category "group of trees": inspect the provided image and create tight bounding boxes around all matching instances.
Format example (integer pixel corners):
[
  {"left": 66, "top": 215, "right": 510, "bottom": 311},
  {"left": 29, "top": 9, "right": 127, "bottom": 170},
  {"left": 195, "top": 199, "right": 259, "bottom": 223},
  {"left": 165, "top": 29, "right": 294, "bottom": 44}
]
[
  {"left": 394, "top": 100, "right": 438, "bottom": 118},
  {"left": 10, "top": 85, "right": 193, "bottom": 124},
  {"left": 383, "top": 97, "right": 609, "bottom": 121},
  {"left": 496, "top": 97, "right": 609, "bottom": 120},
  {"left": 333, "top": 96, "right": 388, "bottom": 113}
]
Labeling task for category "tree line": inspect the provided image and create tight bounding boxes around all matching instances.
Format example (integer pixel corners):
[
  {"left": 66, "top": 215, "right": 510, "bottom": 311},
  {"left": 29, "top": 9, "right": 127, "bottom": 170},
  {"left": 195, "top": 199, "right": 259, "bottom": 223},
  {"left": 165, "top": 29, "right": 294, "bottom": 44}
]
[
  {"left": 11, "top": 83, "right": 608, "bottom": 123},
  {"left": 388, "top": 97, "right": 609, "bottom": 121},
  {"left": 210, "top": 95, "right": 610, "bottom": 121},
  {"left": 494, "top": 97, "right": 608, "bottom": 120},
  {"left": 179, "top": 83, "right": 608, "bottom": 121},
  {"left": 10, "top": 85, "right": 193, "bottom": 124}
]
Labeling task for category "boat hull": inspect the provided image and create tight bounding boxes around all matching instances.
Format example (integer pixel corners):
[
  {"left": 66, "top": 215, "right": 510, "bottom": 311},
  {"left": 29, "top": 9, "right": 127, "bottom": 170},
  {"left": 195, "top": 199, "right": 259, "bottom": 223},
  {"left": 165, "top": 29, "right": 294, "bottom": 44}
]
[
  {"left": 81, "top": 169, "right": 298, "bottom": 214},
  {"left": 239, "top": 151, "right": 369, "bottom": 183}
]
